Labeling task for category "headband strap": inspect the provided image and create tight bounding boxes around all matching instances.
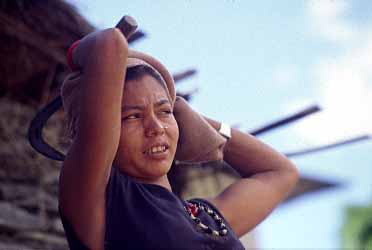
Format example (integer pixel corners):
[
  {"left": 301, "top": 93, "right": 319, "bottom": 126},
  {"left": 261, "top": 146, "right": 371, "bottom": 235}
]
[{"left": 127, "top": 50, "right": 176, "bottom": 104}]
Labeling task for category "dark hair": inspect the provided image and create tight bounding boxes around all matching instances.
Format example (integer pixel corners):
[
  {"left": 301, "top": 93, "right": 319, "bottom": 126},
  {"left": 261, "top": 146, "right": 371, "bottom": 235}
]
[{"left": 125, "top": 65, "right": 164, "bottom": 85}]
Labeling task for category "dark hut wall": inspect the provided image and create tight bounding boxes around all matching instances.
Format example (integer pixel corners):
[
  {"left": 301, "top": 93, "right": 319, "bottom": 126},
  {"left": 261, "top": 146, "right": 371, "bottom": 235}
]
[
  {"left": 0, "top": 1, "right": 94, "bottom": 249},
  {"left": 0, "top": 96, "right": 71, "bottom": 250}
]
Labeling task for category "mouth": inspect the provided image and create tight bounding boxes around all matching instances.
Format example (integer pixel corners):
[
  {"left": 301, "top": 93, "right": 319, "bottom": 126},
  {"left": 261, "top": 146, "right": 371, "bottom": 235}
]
[{"left": 143, "top": 144, "right": 169, "bottom": 156}]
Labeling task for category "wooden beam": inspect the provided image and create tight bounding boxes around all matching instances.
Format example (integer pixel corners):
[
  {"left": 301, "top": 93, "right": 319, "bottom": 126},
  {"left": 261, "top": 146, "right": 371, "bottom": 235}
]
[
  {"left": 128, "top": 30, "right": 146, "bottom": 44},
  {"left": 284, "top": 134, "right": 371, "bottom": 158},
  {"left": 173, "top": 69, "right": 197, "bottom": 82},
  {"left": 249, "top": 105, "right": 321, "bottom": 136}
]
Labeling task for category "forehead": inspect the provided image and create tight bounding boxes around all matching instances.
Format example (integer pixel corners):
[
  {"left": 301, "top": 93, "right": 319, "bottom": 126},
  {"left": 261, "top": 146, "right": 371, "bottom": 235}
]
[{"left": 122, "top": 75, "right": 169, "bottom": 105}]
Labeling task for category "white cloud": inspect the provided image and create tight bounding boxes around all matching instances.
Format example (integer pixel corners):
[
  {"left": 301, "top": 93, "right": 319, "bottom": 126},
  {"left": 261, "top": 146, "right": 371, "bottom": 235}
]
[
  {"left": 291, "top": 41, "right": 372, "bottom": 143},
  {"left": 290, "top": 1, "right": 372, "bottom": 145},
  {"left": 307, "top": 0, "right": 355, "bottom": 43}
]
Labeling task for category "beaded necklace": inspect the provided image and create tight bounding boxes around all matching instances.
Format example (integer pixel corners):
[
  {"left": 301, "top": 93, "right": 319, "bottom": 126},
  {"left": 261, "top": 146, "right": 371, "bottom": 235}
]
[{"left": 184, "top": 201, "right": 228, "bottom": 237}]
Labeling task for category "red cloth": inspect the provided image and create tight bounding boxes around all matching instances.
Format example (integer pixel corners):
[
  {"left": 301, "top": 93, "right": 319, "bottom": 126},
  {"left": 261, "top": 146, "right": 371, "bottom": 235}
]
[{"left": 67, "top": 40, "right": 81, "bottom": 71}]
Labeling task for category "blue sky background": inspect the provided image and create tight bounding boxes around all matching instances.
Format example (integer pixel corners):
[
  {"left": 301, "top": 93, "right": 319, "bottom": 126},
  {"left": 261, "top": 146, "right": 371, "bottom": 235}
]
[{"left": 68, "top": 0, "right": 372, "bottom": 248}]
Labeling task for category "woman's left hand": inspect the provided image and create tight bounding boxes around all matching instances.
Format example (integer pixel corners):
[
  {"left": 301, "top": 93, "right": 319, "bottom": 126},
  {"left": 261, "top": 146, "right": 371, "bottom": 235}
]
[{"left": 173, "top": 96, "right": 226, "bottom": 163}]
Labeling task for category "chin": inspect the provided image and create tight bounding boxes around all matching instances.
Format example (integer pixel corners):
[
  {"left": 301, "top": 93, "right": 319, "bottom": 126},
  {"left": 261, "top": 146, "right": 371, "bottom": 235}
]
[
  {"left": 117, "top": 153, "right": 175, "bottom": 180},
  {"left": 146, "top": 161, "right": 173, "bottom": 176}
]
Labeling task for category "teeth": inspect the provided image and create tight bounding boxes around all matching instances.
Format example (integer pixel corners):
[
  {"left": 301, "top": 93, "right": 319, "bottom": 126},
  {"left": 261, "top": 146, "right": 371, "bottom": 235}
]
[{"left": 147, "top": 145, "right": 166, "bottom": 154}]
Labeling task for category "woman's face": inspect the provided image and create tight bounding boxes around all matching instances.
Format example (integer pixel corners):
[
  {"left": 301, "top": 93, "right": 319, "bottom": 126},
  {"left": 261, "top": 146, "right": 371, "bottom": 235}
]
[{"left": 114, "top": 74, "right": 179, "bottom": 183}]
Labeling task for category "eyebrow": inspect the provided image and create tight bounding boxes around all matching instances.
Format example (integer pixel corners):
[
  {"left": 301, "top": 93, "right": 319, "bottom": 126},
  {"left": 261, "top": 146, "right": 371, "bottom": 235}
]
[{"left": 121, "top": 99, "right": 170, "bottom": 112}]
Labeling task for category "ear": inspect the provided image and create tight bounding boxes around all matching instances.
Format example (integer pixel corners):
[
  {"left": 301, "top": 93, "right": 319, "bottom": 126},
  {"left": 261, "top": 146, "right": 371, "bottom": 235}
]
[{"left": 173, "top": 96, "right": 226, "bottom": 163}]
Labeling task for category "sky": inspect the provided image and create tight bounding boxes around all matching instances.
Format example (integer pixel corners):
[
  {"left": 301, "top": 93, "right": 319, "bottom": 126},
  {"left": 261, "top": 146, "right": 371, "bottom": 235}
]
[{"left": 68, "top": 0, "right": 372, "bottom": 248}]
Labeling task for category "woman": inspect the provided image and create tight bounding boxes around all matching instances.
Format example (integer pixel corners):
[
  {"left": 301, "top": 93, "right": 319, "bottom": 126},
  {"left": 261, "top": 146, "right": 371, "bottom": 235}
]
[{"left": 58, "top": 28, "right": 299, "bottom": 250}]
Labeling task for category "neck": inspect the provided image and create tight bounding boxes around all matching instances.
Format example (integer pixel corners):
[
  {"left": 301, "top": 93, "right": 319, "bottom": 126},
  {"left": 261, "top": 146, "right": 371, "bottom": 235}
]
[{"left": 135, "top": 175, "right": 172, "bottom": 191}]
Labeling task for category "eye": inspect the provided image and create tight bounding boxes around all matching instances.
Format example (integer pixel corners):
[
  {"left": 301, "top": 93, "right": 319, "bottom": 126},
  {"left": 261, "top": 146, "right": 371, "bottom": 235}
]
[
  {"left": 122, "top": 113, "right": 142, "bottom": 121},
  {"left": 158, "top": 109, "right": 173, "bottom": 117}
]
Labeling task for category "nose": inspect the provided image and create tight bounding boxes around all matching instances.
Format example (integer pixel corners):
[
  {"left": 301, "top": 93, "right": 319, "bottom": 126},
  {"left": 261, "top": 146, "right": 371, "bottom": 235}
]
[{"left": 144, "top": 115, "right": 166, "bottom": 137}]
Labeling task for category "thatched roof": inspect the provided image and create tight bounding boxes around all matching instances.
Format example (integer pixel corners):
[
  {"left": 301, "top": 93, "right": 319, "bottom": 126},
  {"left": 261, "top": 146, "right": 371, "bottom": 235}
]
[{"left": 0, "top": 0, "right": 94, "bottom": 105}]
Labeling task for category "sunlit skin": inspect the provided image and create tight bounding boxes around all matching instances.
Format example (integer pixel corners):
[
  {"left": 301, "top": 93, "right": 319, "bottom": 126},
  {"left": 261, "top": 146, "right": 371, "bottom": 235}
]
[{"left": 113, "top": 75, "right": 179, "bottom": 189}]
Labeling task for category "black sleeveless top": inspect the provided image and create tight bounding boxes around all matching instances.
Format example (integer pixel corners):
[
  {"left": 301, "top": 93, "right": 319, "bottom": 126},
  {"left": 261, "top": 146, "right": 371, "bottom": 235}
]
[{"left": 59, "top": 166, "right": 245, "bottom": 250}]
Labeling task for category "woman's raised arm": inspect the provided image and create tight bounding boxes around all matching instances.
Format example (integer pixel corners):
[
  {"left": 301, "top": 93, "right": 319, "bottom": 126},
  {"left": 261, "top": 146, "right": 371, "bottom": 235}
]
[
  {"left": 58, "top": 28, "right": 128, "bottom": 250},
  {"left": 205, "top": 118, "right": 299, "bottom": 237}
]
